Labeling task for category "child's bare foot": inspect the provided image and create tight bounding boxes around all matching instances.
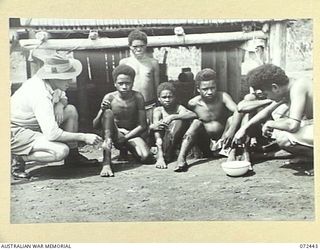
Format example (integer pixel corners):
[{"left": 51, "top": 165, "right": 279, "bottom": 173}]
[
  {"left": 100, "top": 164, "right": 114, "bottom": 177},
  {"left": 174, "top": 159, "right": 188, "bottom": 172},
  {"left": 155, "top": 158, "right": 167, "bottom": 169}
]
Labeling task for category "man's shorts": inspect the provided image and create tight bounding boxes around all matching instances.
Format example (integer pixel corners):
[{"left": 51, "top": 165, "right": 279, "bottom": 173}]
[{"left": 11, "top": 124, "right": 43, "bottom": 155}]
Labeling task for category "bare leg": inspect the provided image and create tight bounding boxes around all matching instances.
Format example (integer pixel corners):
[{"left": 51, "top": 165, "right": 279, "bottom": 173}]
[
  {"left": 175, "top": 119, "right": 203, "bottom": 172},
  {"left": 61, "top": 105, "right": 98, "bottom": 165},
  {"left": 24, "top": 138, "right": 70, "bottom": 163},
  {"left": 100, "top": 109, "right": 117, "bottom": 177},
  {"left": 154, "top": 131, "right": 167, "bottom": 169},
  {"left": 163, "top": 120, "right": 188, "bottom": 162},
  {"left": 126, "top": 137, "right": 152, "bottom": 163}
]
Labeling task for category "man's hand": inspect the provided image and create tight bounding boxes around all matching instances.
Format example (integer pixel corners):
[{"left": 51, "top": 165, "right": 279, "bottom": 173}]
[
  {"left": 150, "top": 121, "right": 167, "bottom": 131},
  {"left": 101, "top": 99, "right": 111, "bottom": 111},
  {"left": 83, "top": 134, "right": 103, "bottom": 145},
  {"left": 262, "top": 120, "right": 274, "bottom": 138},
  {"left": 54, "top": 103, "right": 64, "bottom": 125},
  {"left": 161, "top": 115, "right": 174, "bottom": 126},
  {"left": 221, "top": 130, "right": 234, "bottom": 148},
  {"left": 232, "top": 127, "right": 247, "bottom": 146}
]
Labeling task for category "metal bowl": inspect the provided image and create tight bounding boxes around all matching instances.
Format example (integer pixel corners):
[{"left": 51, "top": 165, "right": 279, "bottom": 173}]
[{"left": 221, "top": 160, "right": 251, "bottom": 177}]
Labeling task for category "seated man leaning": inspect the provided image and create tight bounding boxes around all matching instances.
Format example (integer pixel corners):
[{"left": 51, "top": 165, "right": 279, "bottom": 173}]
[
  {"left": 246, "top": 64, "right": 313, "bottom": 160},
  {"left": 11, "top": 54, "right": 102, "bottom": 179},
  {"left": 93, "top": 64, "right": 154, "bottom": 177},
  {"left": 175, "top": 68, "right": 243, "bottom": 172}
]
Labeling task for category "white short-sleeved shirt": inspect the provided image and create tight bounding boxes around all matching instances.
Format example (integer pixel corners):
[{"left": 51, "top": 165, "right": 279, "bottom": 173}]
[{"left": 11, "top": 76, "right": 64, "bottom": 141}]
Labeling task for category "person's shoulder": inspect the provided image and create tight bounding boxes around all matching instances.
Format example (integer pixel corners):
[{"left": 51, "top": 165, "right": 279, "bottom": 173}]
[
  {"left": 104, "top": 91, "right": 117, "bottom": 100},
  {"left": 150, "top": 57, "right": 159, "bottom": 65},
  {"left": 133, "top": 90, "right": 145, "bottom": 100},
  {"left": 153, "top": 106, "right": 163, "bottom": 113},
  {"left": 119, "top": 57, "right": 129, "bottom": 64},
  {"left": 290, "top": 77, "right": 312, "bottom": 93},
  {"left": 188, "top": 95, "right": 201, "bottom": 106}
]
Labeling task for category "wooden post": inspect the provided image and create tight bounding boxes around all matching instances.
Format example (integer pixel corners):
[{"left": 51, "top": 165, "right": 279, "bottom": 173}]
[{"left": 269, "top": 21, "right": 287, "bottom": 69}]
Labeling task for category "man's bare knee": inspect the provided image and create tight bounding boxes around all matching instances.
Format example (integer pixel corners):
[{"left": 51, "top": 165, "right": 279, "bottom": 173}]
[
  {"left": 55, "top": 144, "right": 70, "bottom": 161},
  {"left": 64, "top": 105, "right": 78, "bottom": 120}
]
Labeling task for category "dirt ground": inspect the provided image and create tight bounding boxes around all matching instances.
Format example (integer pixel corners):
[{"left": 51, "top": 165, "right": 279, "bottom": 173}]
[{"left": 11, "top": 146, "right": 314, "bottom": 223}]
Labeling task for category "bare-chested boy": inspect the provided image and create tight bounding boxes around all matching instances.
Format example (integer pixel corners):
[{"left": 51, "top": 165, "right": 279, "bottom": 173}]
[
  {"left": 244, "top": 64, "right": 313, "bottom": 160},
  {"left": 150, "top": 82, "right": 197, "bottom": 169},
  {"left": 175, "top": 68, "right": 243, "bottom": 172},
  {"left": 119, "top": 29, "right": 160, "bottom": 123},
  {"left": 93, "top": 64, "right": 152, "bottom": 177}
]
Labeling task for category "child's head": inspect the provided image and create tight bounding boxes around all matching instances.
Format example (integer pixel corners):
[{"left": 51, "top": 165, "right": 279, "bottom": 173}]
[
  {"left": 128, "top": 29, "right": 148, "bottom": 58},
  {"left": 157, "top": 82, "right": 176, "bottom": 108},
  {"left": 247, "top": 64, "right": 289, "bottom": 101},
  {"left": 195, "top": 68, "right": 217, "bottom": 99},
  {"left": 112, "top": 64, "right": 135, "bottom": 94}
]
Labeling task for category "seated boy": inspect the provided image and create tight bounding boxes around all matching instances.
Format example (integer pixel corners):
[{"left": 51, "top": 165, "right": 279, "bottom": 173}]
[
  {"left": 93, "top": 64, "right": 152, "bottom": 177},
  {"left": 175, "top": 68, "right": 243, "bottom": 172},
  {"left": 150, "top": 82, "right": 197, "bottom": 169}
]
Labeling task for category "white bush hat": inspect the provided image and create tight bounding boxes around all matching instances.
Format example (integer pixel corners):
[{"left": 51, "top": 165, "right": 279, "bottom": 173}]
[{"left": 36, "top": 54, "right": 82, "bottom": 80}]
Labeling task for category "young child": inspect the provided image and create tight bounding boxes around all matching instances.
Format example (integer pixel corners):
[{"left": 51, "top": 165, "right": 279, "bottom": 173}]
[
  {"left": 93, "top": 64, "right": 153, "bottom": 177},
  {"left": 119, "top": 29, "right": 160, "bottom": 123},
  {"left": 175, "top": 68, "right": 243, "bottom": 172},
  {"left": 150, "top": 82, "right": 197, "bottom": 169}
]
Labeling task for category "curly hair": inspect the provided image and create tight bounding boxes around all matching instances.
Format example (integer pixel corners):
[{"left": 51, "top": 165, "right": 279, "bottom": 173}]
[
  {"left": 128, "top": 29, "right": 148, "bottom": 46},
  {"left": 195, "top": 68, "right": 217, "bottom": 88},
  {"left": 112, "top": 64, "right": 136, "bottom": 82},
  {"left": 247, "top": 64, "right": 289, "bottom": 90},
  {"left": 157, "top": 82, "right": 176, "bottom": 97}
]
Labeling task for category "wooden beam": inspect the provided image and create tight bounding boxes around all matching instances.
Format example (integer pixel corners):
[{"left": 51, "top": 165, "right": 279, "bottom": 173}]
[
  {"left": 19, "top": 31, "right": 267, "bottom": 50},
  {"left": 269, "top": 21, "right": 287, "bottom": 69}
]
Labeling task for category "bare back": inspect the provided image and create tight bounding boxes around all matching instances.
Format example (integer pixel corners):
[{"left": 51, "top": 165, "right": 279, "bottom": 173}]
[{"left": 288, "top": 77, "right": 313, "bottom": 120}]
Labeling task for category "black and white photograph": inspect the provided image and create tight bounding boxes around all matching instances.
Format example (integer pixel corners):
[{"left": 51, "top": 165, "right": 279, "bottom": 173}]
[{"left": 9, "top": 18, "right": 314, "bottom": 224}]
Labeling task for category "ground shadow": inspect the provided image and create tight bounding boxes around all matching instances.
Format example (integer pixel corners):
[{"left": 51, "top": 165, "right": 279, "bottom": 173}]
[
  {"left": 279, "top": 161, "right": 314, "bottom": 176},
  {"left": 11, "top": 158, "right": 146, "bottom": 185},
  {"left": 187, "top": 158, "right": 212, "bottom": 170}
]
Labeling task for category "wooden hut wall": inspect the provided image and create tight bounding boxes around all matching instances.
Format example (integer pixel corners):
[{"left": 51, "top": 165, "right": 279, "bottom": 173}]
[
  {"left": 201, "top": 43, "right": 243, "bottom": 103},
  {"left": 71, "top": 48, "right": 129, "bottom": 131},
  {"left": 69, "top": 43, "right": 244, "bottom": 131}
]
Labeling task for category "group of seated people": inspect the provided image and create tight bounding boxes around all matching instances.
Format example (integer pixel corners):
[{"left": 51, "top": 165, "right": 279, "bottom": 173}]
[{"left": 10, "top": 30, "right": 313, "bottom": 179}]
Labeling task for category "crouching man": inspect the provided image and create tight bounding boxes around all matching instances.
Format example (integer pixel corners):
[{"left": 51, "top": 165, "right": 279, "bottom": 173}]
[
  {"left": 246, "top": 64, "right": 313, "bottom": 161},
  {"left": 11, "top": 54, "right": 102, "bottom": 179}
]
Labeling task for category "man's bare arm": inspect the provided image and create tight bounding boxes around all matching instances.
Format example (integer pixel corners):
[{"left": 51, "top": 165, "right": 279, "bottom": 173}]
[
  {"left": 238, "top": 94, "right": 273, "bottom": 113},
  {"left": 265, "top": 85, "right": 306, "bottom": 133},
  {"left": 223, "top": 93, "right": 243, "bottom": 129}
]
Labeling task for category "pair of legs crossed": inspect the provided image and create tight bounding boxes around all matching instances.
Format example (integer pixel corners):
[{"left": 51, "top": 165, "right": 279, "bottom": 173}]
[{"left": 100, "top": 109, "right": 151, "bottom": 177}]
